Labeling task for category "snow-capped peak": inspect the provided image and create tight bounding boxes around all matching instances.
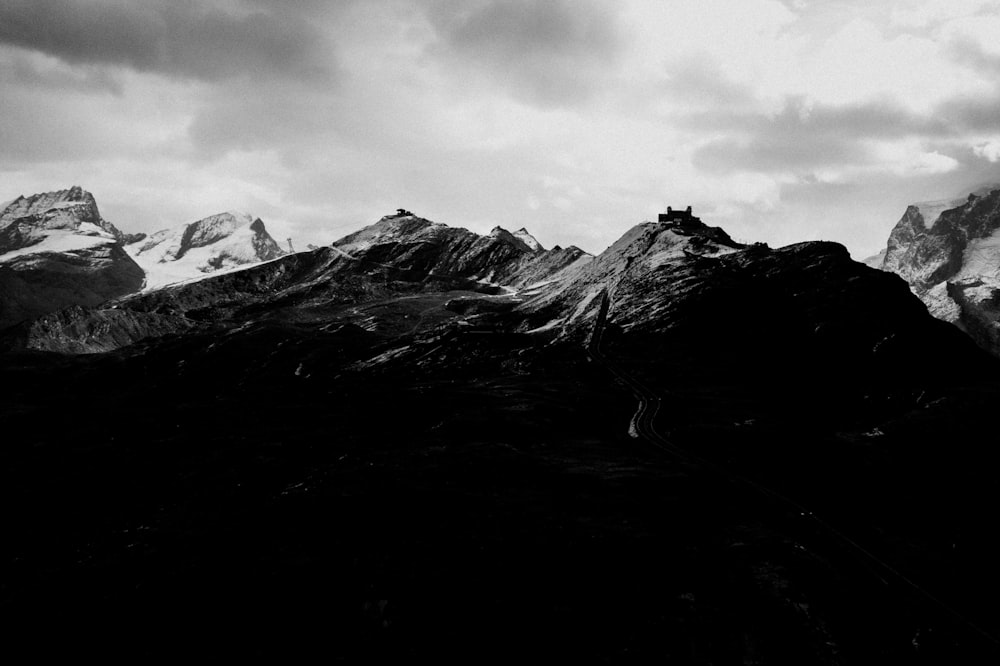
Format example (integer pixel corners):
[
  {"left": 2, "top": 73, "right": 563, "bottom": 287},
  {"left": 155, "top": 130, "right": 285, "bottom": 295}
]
[
  {"left": 0, "top": 185, "right": 131, "bottom": 257},
  {"left": 910, "top": 184, "right": 1000, "bottom": 230},
  {"left": 513, "top": 228, "right": 544, "bottom": 252},
  {"left": 127, "top": 210, "right": 285, "bottom": 290}
]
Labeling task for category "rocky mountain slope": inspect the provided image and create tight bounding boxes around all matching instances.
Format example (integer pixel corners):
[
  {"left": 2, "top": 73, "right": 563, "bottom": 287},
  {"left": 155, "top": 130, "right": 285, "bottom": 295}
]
[
  {"left": 872, "top": 185, "right": 1000, "bottom": 355},
  {"left": 127, "top": 210, "right": 286, "bottom": 290},
  {"left": 6, "top": 206, "right": 1000, "bottom": 662},
  {"left": 333, "top": 211, "right": 565, "bottom": 282},
  {"left": 7, "top": 206, "right": 985, "bottom": 392},
  {"left": 0, "top": 186, "right": 144, "bottom": 329},
  {"left": 0, "top": 187, "right": 293, "bottom": 331},
  {"left": 3, "top": 211, "right": 581, "bottom": 353}
]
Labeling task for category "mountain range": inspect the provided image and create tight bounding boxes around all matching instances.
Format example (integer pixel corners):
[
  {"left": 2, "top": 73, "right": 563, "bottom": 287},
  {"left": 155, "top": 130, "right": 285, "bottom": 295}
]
[
  {"left": 866, "top": 184, "right": 1000, "bottom": 356},
  {"left": 4, "top": 187, "right": 1000, "bottom": 662},
  {"left": 0, "top": 187, "right": 285, "bottom": 330}
]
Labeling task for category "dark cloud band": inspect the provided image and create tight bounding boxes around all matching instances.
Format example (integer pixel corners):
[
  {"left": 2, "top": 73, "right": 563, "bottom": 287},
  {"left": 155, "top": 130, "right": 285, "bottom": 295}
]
[{"left": 0, "top": 0, "right": 337, "bottom": 82}]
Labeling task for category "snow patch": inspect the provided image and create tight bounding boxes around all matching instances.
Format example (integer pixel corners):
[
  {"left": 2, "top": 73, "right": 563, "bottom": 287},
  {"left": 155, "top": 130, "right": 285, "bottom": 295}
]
[
  {"left": 77, "top": 222, "right": 114, "bottom": 238},
  {"left": 956, "top": 227, "right": 1000, "bottom": 281},
  {"left": 526, "top": 318, "right": 565, "bottom": 334},
  {"left": 569, "top": 289, "right": 601, "bottom": 323},
  {"left": 128, "top": 212, "right": 282, "bottom": 290},
  {"left": 913, "top": 197, "right": 964, "bottom": 229},
  {"left": 513, "top": 228, "right": 543, "bottom": 252},
  {"left": 0, "top": 230, "right": 115, "bottom": 262},
  {"left": 922, "top": 282, "right": 962, "bottom": 324}
]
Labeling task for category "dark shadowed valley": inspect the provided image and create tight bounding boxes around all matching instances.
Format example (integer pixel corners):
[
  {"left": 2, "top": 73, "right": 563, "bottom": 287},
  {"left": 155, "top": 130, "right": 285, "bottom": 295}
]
[{"left": 4, "top": 194, "right": 1000, "bottom": 663}]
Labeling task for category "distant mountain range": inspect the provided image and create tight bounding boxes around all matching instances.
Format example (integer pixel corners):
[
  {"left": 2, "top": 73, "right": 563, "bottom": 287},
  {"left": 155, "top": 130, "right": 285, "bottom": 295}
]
[
  {"left": 866, "top": 184, "right": 1000, "bottom": 356},
  {"left": 0, "top": 187, "right": 285, "bottom": 329}
]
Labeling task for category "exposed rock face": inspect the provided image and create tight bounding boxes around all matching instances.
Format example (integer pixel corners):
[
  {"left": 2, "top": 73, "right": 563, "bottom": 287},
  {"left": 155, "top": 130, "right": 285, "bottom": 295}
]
[
  {"left": 513, "top": 227, "right": 544, "bottom": 252},
  {"left": 515, "top": 216, "right": 743, "bottom": 337},
  {"left": 8, "top": 206, "right": 985, "bottom": 379},
  {"left": 504, "top": 215, "right": 987, "bottom": 386},
  {"left": 128, "top": 211, "right": 285, "bottom": 289},
  {"left": 0, "top": 185, "right": 129, "bottom": 248},
  {"left": 333, "top": 212, "right": 553, "bottom": 281},
  {"left": 6, "top": 212, "right": 579, "bottom": 352},
  {"left": 0, "top": 187, "right": 144, "bottom": 329},
  {"left": 874, "top": 186, "right": 1000, "bottom": 355}
]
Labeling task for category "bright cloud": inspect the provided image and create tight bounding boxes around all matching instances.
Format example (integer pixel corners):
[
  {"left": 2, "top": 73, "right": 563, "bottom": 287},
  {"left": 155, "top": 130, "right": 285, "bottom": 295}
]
[
  {"left": 974, "top": 139, "right": 1000, "bottom": 162},
  {"left": 0, "top": 0, "right": 998, "bottom": 262}
]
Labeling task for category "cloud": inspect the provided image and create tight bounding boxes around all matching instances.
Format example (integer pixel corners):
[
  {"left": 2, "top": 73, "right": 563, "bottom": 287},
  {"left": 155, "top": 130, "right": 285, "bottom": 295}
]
[
  {"left": 3, "top": 0, "right": 1000, "bottom": 266},
  {"left": 689, "top": 97, "right": 952, "bottom": 177},
  {"left": 974, "top": 139, "right": 1000, "bottom": 162},
  {"left": 185, "top": 80, "right": 341, "bottom": 160},
  {"left": 693, "top": 134, "right": 866, "bottom": 175},
  {"left": 0, "top": 47, "right": 123, "bottom": 95},
  {"left": 947, "top": 32, "right": 1000, "bottom": 76},
  {"left": 891, "top": 0, "right": 1000, "bottom": 29},
  {"left": 934, "top": 92, "right": 1000, "bottom": 133},
  {"left": 0, "top": 0, "right": 338, "bottom": 82},
  {"left": 422, "top": 0, "right": 626, "bottom": 107},
  {"left": 659, "top": 57, "right": 759, "bottom": 110}
]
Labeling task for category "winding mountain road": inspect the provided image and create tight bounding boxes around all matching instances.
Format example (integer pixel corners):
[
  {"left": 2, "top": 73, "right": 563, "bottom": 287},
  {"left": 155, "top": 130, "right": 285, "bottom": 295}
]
[{"left": 587, "top": 291, "right": 687, "bottom": 459}]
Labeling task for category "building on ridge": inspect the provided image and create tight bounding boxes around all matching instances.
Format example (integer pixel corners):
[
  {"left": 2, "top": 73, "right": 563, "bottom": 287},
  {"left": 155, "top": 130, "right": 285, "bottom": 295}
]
[{"left": 658, "top": 206, "right": 700, "bottom": 226}]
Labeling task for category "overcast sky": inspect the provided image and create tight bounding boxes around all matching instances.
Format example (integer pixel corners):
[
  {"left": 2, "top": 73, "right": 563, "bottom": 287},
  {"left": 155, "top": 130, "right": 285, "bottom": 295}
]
[{"left": 2, "top": 0, "right": 999, "bottom": 257}]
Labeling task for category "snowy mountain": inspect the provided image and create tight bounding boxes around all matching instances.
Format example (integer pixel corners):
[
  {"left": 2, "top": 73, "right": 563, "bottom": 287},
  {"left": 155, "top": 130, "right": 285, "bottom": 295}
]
[
  {"left": 127, "top": 211, "right": 286, "bottom": 290},
  {"left": 872, "top": 184, "right": 1000, "bottom": 355},
  {"left": 513, "top": 227, "right": 544, "bottom": 252},
  {"left": 8, "top": 210, "right": 585, "bottom": 352},
  {"left": 0, "top": 186, "right": 143, "bottom": 329},
  {"left": 0, "top": 185, "right": 130, "bottom": 252},
  {"left": 0, "top": 187, "right": 292, "bottom": 329}
]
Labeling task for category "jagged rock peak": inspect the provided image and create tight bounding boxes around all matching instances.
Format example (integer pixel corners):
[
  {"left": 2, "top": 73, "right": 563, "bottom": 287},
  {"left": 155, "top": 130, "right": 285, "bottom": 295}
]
[
  {"left": 0, "top": 185, "right": 135, "bottom": 252},
  {"left": 873, "top": 184, "right": 1000, "bottom": 356},
  {"left": 2, "top": 185, "right": 94, "bottom": 216},
  {"left": 1, "top": 185, "right": 102, "bottom": 228},
  {"left": 488, "top": 226, "right": 537, "bottom": 254},
  {"left": 0, "top": 186, "right": 144, "bottom": 328},
  {"left": 513, "top": 227, "right": 544, "bottom": 252},
  {"left": 135, "top": 210, "right": 284, "bottom": 260},
  {"left": 127, "top": 210, "right": 285, "bottom": 289}
]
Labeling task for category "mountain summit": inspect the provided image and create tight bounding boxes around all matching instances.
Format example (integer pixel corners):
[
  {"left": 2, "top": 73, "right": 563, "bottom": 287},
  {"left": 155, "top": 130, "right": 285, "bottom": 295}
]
[
  {"left": 127, "top": 210, "right": 286, "bottom": 290},
  {"left": 0, "top": 186, "right": 143, "bottom": 329},
  {"left": 872, "top": 184, "right": 1000, "bottom": 354}
]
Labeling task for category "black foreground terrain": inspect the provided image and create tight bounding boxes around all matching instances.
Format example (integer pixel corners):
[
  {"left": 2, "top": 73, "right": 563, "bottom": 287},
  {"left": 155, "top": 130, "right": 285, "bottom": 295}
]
[
  {"left": 3, "top": 312, "right": 1000, "bottom": 664},
  {"left": 4, "top": 214, "right": 1000, "bottom": 663}
]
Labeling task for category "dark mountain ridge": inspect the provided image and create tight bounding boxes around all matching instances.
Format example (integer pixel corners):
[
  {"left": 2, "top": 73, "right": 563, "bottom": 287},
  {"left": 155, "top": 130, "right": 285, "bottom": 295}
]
[{"left": 4, "top": 203, "right": 1000, "bottom": 662}]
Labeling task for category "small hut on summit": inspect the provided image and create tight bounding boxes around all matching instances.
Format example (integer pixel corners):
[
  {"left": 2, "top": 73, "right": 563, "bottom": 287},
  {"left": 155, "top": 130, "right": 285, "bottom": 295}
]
[{"left": 658, "top": 206, "right": 700, "bottom": 227}]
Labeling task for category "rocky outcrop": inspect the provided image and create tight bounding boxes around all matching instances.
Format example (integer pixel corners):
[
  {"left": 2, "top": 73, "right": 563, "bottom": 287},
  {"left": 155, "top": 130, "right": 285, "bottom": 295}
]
[
  {"left": 0, "top": 185, "right": 130, "bottom": 248},
  {"left": 331, "top": 211, "right": 583, "bottom": 289},
  {"left": 7, "top": 212, "right": 579, "bottom": 352},
  {"left": 511, "top": 214, "right": 988, "bottom": 384},
  {"left": 513, "top": 228, "right": 544, "bottom": 252},
  {"left": 873, "top": 185, "right": 1000, "bottom": 355},
  {"left": 10, "top": 205, "right": 984, "bottom": 380},
  {"left": 514, "top": 215, "right": 742, "bottom": 337},
  {"left": 0, "top": 187, "right": 144, "bottom": 329},
  {"left": 128, "top": 211, "right": 285, "bottom": 289},
  {"left": 334, "top": 212, "right": 544, "bottom": 280}
]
